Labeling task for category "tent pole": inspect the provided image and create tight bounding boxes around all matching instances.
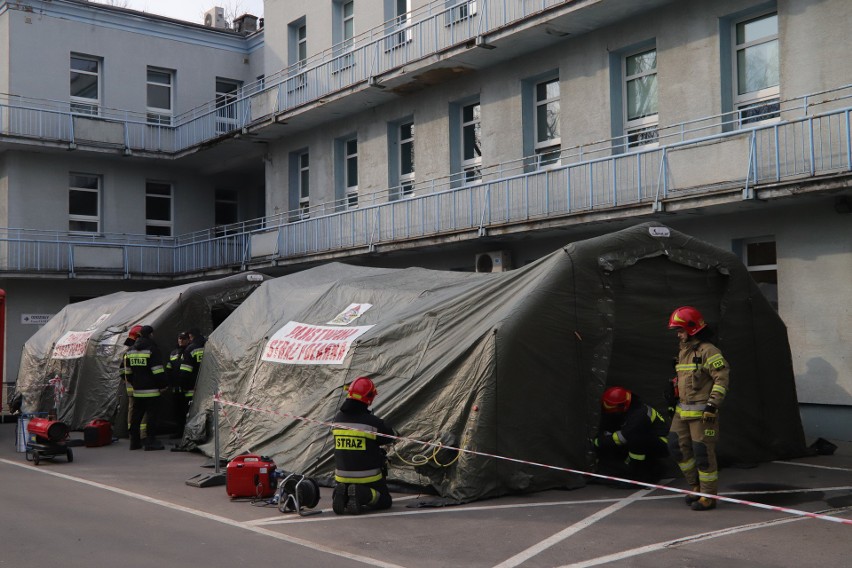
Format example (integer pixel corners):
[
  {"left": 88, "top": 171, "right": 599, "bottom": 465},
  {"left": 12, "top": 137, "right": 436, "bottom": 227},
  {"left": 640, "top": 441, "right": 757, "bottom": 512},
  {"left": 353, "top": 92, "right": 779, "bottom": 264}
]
[
  {"left": 184, "top": 391, "right": 227, "bottom": 488},
  {"left": 213, "top": 394, "right": 222, "bottom": 475}
]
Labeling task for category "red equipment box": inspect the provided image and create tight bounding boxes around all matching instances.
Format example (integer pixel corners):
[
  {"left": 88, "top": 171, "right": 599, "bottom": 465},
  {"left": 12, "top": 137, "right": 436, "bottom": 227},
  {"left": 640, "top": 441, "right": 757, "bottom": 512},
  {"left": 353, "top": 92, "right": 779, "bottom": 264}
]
[
  {"left": 83, "top": 419, "right": 113, "bottom": 447},
  {"left": 226, "top": 455, "right": 277, "bottom": 499}
]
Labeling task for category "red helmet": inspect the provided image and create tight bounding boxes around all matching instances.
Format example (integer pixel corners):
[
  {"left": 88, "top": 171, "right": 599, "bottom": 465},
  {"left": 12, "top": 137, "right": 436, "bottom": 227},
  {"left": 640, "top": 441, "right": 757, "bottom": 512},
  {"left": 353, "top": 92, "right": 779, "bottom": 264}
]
[
  {"left": 347, "top": 377, "right": 377, "bottom": 405},
  {"left": 668, "top": 306, "right": 706, "bottom": 336},
  {"left": 601, "top": 386, "right": 632, "bottom": 413},
  {"left": 128, "top": 325, "right": 144, "bottom": 341}
]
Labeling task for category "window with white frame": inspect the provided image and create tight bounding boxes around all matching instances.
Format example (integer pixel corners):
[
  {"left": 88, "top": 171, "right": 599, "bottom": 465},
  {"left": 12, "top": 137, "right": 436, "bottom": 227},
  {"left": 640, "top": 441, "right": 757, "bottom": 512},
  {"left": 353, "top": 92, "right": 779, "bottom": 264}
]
[
  {"left": 734, "top": 11, "right": 779, "bottom": 125},
  {"left": 534, "top": 77, "right": 561, "bottom": 168},
  {"left": 289, "top": 19, "right": 308, "bottom": 89},
  {"left": 215, "top": 78, "right": 242, "bottom": 134},
  {"left": 334, "top": 1, "right": 356, "bottom": 71},
  {"left": 298, "top": 151, "right": 310, "bottom": 216},
  {"left": 345, "top": 137, "right": 359, "bottom": 208},
  {"left": 387, "top": 0, "right": 411, "bottom": 50},
  {"left": 462, "top": 102, "right": 482, "bottom": 183},
  {"left": 145, "top": 181, "right": 173, "bottom": 237},
  {"left": 146, "top": 67, "right": 173, "bottom": 125},
  {"left": 70, "top": 54, "right": 100, "bottom": 115},
  {"left": 446, "top": 0, "right": 477, "bottom": 25},
  {"left": 399, "top": 121, "right": 415, "bottom": 197},
  {"left": 741, "top": 237, "right": 778, "bottom": 310},
  {"left": 69, "top": 173, "right": 100, "bottom": 233},
  {"left": 624, "top": 48, "right": 658, "bottom": 148}
]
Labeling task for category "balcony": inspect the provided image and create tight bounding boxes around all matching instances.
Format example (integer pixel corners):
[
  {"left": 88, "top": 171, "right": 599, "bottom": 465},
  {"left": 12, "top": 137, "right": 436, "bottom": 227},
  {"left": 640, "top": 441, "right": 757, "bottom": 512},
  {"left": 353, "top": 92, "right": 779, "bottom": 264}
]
[
  {"left": 1, "top": 0, "right": 674, "bottom": 155},
  {"left": 2, "top": 86, "right": 851, "bottom": 279}
]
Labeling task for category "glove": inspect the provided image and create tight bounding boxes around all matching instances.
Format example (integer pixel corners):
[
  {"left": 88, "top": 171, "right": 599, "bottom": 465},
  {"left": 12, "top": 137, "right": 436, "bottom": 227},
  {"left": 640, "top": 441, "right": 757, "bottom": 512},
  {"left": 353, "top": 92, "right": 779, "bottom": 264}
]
[
  {"left": 701, "top": 404, "right": 717, "bottom": 424},
  {"left": 594, "top": 432, "right": 614, "bottom": 448}
]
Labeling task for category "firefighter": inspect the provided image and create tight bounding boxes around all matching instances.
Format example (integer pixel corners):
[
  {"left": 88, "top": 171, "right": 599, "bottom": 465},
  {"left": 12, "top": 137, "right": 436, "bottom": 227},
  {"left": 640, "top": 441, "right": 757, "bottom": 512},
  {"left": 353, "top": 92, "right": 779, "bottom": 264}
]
[
  {"left": 594, "top": 386, "right": 669, "bottom": 484},
  {"left": 166, "top": 332, "right": 190, "bottom": 438},
  {"left": 331, "top": 376, "right": 395, "bottom": 515},
  {"left": 667, "top": 306, "right": 730, "bottom": 511},
  {"left": 119, "top": 325, "right": 145, "bottom": 439},
  {"left": 124, "top": 325, "right": 166, "bottom": 451},
  {"left": 178, "top": 328, "right": 206, "bottom": 418}
]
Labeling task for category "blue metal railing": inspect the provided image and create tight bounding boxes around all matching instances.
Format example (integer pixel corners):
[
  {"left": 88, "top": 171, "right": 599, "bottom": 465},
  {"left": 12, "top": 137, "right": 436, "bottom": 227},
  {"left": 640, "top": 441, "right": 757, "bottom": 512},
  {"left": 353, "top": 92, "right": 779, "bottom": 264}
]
[{"left": 2, "top": 101, "right": 851, "bottom": 277}]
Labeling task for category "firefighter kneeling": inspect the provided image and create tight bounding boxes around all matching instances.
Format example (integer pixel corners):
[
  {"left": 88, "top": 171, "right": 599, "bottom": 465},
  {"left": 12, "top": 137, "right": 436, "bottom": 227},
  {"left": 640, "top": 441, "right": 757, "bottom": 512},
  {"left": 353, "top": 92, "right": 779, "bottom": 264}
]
[
  {"left": 331, "top": 377, "right": 395, "bottom": 515},
  {"left": 594, "top": 386, "right": 669, "bottom": 485}
]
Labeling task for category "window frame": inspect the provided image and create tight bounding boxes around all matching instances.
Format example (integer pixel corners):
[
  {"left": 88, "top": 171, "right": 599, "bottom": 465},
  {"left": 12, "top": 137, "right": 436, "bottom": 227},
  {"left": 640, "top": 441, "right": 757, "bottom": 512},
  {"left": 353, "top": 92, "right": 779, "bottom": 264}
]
[
  {"left": 387, "top": 0, "right": 412, "bottom": 50},
  {"left": 215, "top": 78, "right": 242, "bottom": 134},
  {"left": 741, "top": 236, "right": 778, "bottom": 310},
  {"left": 298, "top": 151, "right": 310, "bottom": 216},
  {"left": 344, "top": 136, "right": 359, "bottom": 208},
  {"left": 70, "top": 54, "right": 101, "bottom": 116},
  {"left": 145, "top": 180, "right": 173, "bottom": 237},
  {"left": 146, "top": 67, "right": 174, "bottom": 126},
  {"left": 732, "top": 10, "right": 780, "bottom": 126},
  {"left": 461, "top": 101, "right": 482, "bottom": 183},
  {"left": 398, "top": 120, "right": 415, "bottom": 198},
  {"left": 533, "top": 76, "right": 561, "bottom": 168},
  {"left": 68, "top": 173, "right": 101, "bottom": 234},
  {"left": 623, "top": 47, "right": 659, "bottom": 149}
]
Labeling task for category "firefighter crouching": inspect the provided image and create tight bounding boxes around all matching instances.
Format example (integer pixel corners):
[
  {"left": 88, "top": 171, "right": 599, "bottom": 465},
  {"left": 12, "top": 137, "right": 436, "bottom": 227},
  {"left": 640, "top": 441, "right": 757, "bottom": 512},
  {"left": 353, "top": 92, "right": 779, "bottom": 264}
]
[
  {"left": 332, "top": 377, "right": 395, "bottom": 515},
  {"left": 667, "top": 306, "right": 731, "bottom": 511},
  {"left": 594, "top": 386, "right": 669, "bottom": 484}
]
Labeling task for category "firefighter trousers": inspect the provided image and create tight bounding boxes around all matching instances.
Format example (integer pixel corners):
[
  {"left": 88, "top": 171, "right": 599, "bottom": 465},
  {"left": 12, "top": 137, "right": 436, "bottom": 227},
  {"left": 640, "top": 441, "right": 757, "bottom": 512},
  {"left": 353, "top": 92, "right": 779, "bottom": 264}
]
[{"left": 668, "top": 414, "right": 719, "bottom": 495}]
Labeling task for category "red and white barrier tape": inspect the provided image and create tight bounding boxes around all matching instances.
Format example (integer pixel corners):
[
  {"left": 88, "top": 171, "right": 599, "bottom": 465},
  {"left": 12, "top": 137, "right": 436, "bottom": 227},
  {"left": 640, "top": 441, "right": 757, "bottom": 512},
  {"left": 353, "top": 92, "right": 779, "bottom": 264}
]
[{"left": 213, "top": 394, "right": 852, "bottom": 526}]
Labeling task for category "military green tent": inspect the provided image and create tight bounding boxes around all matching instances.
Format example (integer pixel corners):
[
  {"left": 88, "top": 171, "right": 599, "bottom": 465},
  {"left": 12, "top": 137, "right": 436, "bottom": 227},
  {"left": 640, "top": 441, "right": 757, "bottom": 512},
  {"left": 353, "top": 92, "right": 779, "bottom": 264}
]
[
  {"left": 189, "top": 223, "right": 805, "bottom": 503},
  {"left": 15, "top": 272, "right": 267, "bottom": 430}
]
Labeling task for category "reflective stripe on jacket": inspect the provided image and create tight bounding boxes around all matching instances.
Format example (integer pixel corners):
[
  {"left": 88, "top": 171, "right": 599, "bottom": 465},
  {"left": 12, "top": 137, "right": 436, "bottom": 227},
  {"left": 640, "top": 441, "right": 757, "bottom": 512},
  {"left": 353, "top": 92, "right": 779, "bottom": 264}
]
[{"left": 675, "top": 338, "right": 730, "bottom": 413}]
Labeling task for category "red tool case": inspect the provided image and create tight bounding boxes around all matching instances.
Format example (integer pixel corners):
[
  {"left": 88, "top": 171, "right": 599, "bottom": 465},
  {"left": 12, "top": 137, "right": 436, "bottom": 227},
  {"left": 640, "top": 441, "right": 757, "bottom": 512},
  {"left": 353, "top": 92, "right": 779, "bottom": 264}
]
[
  {"left": 83, "top": 419, "right": 113, "bottom": 447},
  {"left": 226, "top": 455, "right": 277, "bottom": 498}
]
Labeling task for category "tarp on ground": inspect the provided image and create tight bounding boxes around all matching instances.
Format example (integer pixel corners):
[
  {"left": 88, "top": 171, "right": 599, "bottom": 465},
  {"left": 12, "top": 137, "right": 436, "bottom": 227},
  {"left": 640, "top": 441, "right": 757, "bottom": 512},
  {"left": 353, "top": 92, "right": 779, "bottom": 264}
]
[
  {"left": 14, "top": 272, "right": 268, "bottom": 430},
  {"left": 189, "top": 223, "right": 806, "bottom": 503}
]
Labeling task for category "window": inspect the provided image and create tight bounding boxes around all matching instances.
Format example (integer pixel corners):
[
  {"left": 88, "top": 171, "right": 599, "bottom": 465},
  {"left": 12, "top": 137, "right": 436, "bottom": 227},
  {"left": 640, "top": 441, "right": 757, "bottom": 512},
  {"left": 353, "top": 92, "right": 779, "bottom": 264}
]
[
  {"left": 69, "top": 173, "right": 100, "bottom": 233},
  {"left": 215, "top": 189, "right": 239, "bottom": 226},
  {"left": 461, "top": 102, "right": 482, "bottom": 182},
  {"left": 146, "top": 67, "right": 173, "bottom": 125},
  {"left": 446, "top": 0, "right": 477, "bottom": 25},
  {"left": 387, "top": 0, "right": 411, "bottom": 50},
  {"left": 145, "top": 181, "right": 173, "bottom": 237},
  {"left": 534, "top": 78, "right": 561, "bottom": 167},
  {"left": 334, "top": 1, "right": 355, "bottom": 70},
  {"left": 70, "top": 55, "right": 100, "bottom": 115},
  {"left": 298, "top": 151, "right": 310, "bottom": 216},
  {"left": 734, "top": 12, "right": 779, "bottom": 125},
  {"left": 345, "top": 137, "right": 359, "bottom": 208},
  {"left": 215, "top": 78, "right": 242, "bottom": 134},
  {"left": 624, "top": 48, "right": 658, "bottom": 148},
  {"left": 741, "top": 237, "right": 778, "bottom": 310},
  {"left": 288, "top": 19, "right": 308, "bottom": 90},
  {"left": 399, "top": 121, "right": 415, "bottom": 197}
]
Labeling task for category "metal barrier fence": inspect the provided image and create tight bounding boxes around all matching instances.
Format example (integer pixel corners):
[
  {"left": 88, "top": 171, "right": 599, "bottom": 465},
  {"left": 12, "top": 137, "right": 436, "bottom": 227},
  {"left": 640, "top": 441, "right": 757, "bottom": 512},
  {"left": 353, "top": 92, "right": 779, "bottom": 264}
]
[{"left": 1, "top": 104, "right": 850, "bottom": 277}]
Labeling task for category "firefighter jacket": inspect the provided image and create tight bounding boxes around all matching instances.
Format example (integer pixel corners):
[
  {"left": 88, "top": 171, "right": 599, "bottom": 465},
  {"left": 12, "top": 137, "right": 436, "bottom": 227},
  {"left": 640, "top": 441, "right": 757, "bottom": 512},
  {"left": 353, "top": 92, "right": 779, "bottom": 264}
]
[
  {"left": 166, "top": 346, "right": 185, "bottom": 389},
  {"left": 332, "top": 399, "right": 395, "bottom": 484},
  {"left": 178, "top": 336, "right": 206, "bottom": 396},
  {"left": 123, "top": 337, "right": 166, "bottom": 397},
  {"left": 674, "top": 337, "right": 730, "bottom": 420},
  {"left": 599, "top": 394, "right": 669, "bottom": 449}
]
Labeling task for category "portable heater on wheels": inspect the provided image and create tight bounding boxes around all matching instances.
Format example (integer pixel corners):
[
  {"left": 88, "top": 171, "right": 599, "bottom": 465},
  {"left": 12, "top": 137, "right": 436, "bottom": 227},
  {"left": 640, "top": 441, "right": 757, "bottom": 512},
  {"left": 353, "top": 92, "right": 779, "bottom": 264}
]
[{"left": 25, "top": 417, "right": 73, "bottom": 465}]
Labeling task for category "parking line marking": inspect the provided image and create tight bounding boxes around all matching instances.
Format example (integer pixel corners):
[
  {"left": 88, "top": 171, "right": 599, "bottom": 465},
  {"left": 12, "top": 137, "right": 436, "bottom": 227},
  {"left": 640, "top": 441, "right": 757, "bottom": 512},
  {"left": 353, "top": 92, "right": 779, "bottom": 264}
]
[
  {"left": 774, "top": 460, "right": 852, "bottom": 472},
  {"left": 491, "top": 488, "right": 653, "bottom": 568},
  {"left": 0, "top": 458, "right": 405, "bottom": 568}
]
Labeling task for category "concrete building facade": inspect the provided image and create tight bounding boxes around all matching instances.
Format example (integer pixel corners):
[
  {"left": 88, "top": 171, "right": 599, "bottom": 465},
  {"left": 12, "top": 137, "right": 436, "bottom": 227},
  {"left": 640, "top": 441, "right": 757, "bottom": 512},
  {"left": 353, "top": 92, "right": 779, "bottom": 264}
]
[{"left": 0, "top": 0, "right": 850, "bottom": 439}]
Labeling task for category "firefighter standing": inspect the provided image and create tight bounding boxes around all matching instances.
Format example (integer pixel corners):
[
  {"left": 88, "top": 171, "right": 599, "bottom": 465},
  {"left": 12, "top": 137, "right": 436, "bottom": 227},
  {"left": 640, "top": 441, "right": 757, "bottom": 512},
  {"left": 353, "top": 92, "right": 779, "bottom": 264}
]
[
  {"left": 166, "top": 332, "right": 190, "bottom": 437},
  {"left": 667, "top": 306, "right": 730, "bottom": 511},
  {"left": 124, "top": 325, "right": 166, "bottom": 451},
  {"left": 119, "top": 325, "right": 145, "bottom": 439},
  {"left": 331, "top": 377, "right": 395, "bottom": 515},
  {"left": 594, "top": 386, "right": 669, "bottom": 483},
  {"left": 177, "top": 328, "right": 206, "bottom": 428}
]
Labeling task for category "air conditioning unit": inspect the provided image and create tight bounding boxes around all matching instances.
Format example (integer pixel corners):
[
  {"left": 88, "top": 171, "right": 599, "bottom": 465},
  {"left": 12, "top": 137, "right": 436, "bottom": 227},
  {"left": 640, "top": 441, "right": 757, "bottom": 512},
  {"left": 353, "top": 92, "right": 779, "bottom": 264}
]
[
  {"left": 475, "top": 251, "right": 512, "bottom": 273},
  {"left": 204, "top": 7, "right": 226, "bottom": 29}
]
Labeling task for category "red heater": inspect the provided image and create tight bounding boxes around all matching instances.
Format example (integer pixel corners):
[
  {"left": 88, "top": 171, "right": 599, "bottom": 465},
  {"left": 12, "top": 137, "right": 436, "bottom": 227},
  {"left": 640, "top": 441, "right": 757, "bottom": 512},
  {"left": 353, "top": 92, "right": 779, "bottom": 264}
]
[{"left": 25, "top": 417, "right": 73, "bottom": 465}]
